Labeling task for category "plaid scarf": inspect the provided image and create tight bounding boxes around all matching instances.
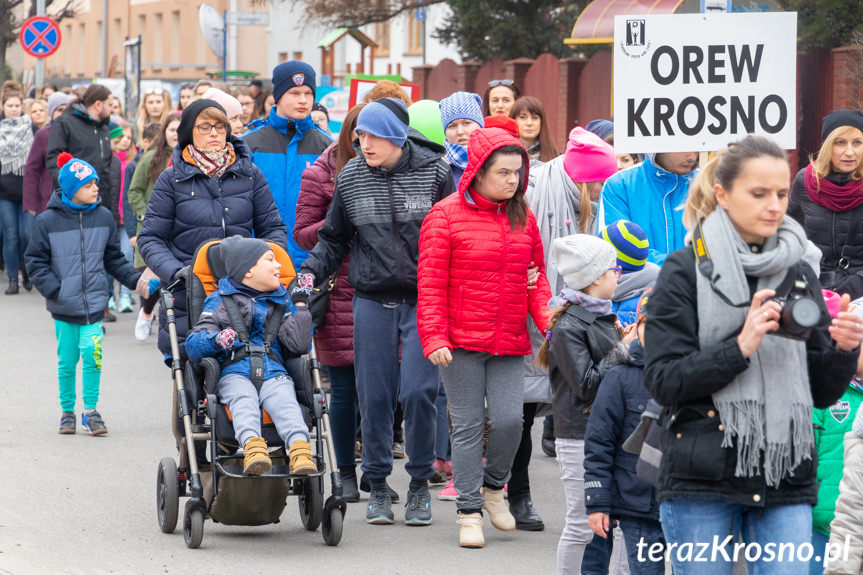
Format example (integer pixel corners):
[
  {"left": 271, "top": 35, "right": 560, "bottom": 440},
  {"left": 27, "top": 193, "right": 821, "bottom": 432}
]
[
  {"left": 0, "top": 115, "right": 34, "bottom": 176},
  {"left": 445, "top": 140, "right": 469, "bottom": 172},
  {"left": 183, "top": 143, "right": 236, "bottom": 178}
]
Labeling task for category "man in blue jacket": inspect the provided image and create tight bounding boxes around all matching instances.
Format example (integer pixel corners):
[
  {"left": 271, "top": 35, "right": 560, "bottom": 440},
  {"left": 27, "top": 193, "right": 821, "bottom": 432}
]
[
  {"left": 243, "top": 61, "right": 332, "bottom": 268},
  {"left": 596, "top": 152, "right": 697, "bottom": 265}
]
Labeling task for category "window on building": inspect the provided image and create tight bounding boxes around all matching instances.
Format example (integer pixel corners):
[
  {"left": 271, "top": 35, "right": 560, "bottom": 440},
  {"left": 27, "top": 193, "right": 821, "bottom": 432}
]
[
  {"left": 374, "top": 21, "right": 390, "bottom": 57},
  {"left": 293, "top": 51, "right": 303, "bottom": 61},
  {"left": 153, "top": 13, "right": 163, "bottom": 65},
  {"left": 170, "top": 11, "right": 180, "bottom": 65},
  {"left": 279, "top": 52, "right": 288, "bottom": 63},
  {"left": 112, "top": 18, "right": 122, "bottom": 63},
  {"left": 78, "top": 22, "right": 86, "bottom": 75},
  {"left": 64, "top": 24, "right": 72, "bottom": 75},
  {"left": 195, "top": 21, "right": 207, "bottom": 66},
  {"left": 407, "top": 11, "right": 423, "bottom": 55}
]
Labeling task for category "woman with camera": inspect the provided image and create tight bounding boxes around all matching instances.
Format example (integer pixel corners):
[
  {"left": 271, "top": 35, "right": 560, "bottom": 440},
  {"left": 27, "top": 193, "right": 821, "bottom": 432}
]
[
  {"left": 644, "top": 135, "right": 862, "bottom": 575},
  {"left": 789, "top": 110, "right": 863, "bottom": 300}
]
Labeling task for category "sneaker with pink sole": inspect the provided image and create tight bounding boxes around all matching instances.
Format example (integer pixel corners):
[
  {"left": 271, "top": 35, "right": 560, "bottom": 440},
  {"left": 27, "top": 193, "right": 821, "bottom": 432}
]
[{"left": 438, "top": 477, "right": 458, "bottom": 501}]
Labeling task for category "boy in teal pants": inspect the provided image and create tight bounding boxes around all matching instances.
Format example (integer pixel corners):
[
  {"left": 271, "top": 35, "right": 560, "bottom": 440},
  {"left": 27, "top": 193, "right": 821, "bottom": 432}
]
[{"left": 25, "top": 153, "right": 142, "bottom": 435}]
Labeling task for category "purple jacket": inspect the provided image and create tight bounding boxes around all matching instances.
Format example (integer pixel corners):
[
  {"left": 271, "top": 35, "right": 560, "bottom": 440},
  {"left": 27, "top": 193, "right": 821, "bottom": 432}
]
[{"left": 23, "top": 124, "right": 53, "bottom": 213}]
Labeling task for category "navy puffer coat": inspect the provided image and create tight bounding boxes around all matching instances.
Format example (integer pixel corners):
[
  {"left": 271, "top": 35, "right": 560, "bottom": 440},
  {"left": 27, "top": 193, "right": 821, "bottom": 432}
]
[{"left": 138, "top": 136, "right": 287, "bottom": 360}]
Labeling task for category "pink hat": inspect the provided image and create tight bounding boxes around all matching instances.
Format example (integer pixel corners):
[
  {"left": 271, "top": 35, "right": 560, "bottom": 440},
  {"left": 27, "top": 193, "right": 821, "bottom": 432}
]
[
  {"left": 202, "top": 88, "right": 242, "bottom": 120},
  {"left": 562, "top": 127, "right": 618, "bottom": 183}
]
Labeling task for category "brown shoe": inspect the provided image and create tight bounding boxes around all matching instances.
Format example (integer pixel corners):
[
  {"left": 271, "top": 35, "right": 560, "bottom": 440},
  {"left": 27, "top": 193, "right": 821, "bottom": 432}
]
[
  {"left": 243, "top": 437, "right": 272, "bottom": 475},
  {"left": 289, "top": 440, "right": 317, "bottom": 475}
]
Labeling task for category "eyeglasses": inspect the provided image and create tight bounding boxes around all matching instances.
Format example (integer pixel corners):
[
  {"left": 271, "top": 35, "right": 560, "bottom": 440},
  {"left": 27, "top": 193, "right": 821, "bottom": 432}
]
[
  {"left": 194, "top": 122, "right": 227, "bottom": 135},
  {"left": 488, "top": 79, "right": 515, "bottom": 88},
  {"left": 608, "top": 266, "right": 622, "bottom": 278}
]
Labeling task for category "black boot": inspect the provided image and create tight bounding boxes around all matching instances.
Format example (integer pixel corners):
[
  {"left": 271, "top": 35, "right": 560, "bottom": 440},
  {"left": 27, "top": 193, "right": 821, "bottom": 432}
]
[
  {"left": 359, "top": 473, "right": 400, "bottom": 503},
  {"left": 541, "top": 416, "right": 556, "bottom": 458},
  {"left": 20, "top": 267, "right": 32, "bottom": 291},
  {"left": 509, "top": 494, "right": 545, "bottom": 531},
  {"left": 340, "top": 467, "right": 360, "bottom": 503},
  {"left": 4, "top": 278, "right": 18, "bottom": 295}
]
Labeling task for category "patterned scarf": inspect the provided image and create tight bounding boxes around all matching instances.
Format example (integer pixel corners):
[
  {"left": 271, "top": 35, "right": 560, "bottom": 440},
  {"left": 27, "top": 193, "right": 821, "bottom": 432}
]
[
  {"left": 0, "top": 115, "right": 34, "bottom": 176},
  {"left": 445, "top": 140, "right": 469, "bottom": 172},
  {"left": 183, "top": 143, "right": 236, "bottom": 178}
]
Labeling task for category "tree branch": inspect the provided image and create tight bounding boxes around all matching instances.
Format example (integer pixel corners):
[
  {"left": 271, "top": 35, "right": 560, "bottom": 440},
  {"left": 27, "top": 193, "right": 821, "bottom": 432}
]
[{"left": 287, "top": 0, "right": 445, "bottom": 28}]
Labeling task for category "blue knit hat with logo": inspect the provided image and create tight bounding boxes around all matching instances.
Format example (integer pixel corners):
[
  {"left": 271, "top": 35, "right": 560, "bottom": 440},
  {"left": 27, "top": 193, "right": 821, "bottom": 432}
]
[
  {"left": 57, "top": 152, "right": 99, "bottom": 200},
  {"left": 439, "top": 91, "right": 484, "bottom": 131},
  {"left": 272, "top": 60, "right": 316, "bottom": 104},
  {"left": 600, "top": 220, "right": 649, "bottom": 273},
  {"left": 356, "top": 97, "right": 410, "bottom": 148}
]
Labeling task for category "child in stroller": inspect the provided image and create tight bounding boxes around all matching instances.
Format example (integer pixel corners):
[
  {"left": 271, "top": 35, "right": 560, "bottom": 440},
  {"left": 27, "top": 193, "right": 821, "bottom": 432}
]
[{"left": 185, "top": 235, "right": 316, "bottom": 476}]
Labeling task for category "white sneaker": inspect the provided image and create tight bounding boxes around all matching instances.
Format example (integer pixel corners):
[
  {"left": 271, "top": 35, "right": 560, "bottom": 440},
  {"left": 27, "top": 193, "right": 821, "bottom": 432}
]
[
  {"left": 134, "top": 309, "right": 154, "bottom": 341},
  {"left": 108, "top": 296, "right": 115, "bottom": 310}
]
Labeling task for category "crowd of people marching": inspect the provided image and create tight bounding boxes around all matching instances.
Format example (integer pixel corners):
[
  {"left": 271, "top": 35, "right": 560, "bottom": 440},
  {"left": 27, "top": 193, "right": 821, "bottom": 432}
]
[{"left": 3, "top": 58, "right": 863, "bottom": 574}]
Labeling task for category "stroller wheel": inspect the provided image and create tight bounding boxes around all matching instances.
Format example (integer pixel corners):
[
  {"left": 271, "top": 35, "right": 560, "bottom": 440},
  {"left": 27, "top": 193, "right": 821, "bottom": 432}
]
[
  {"left": 298, "top": 476, "right": 323, "bottom": 531},
  {"left": 157, "top": 457, "right": 179, "bottom": 533},
  {"left": 184, "top": 507, "right": 204, "bottom": 549},
  {"left": 321, "top": 507, "right": 343, "bottom": 546}
]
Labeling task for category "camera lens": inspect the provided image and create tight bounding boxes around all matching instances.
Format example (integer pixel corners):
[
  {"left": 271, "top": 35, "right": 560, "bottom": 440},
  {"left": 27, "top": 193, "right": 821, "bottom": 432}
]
[{"left": 787, "top": 297, "right": 821, "bottom": 329}]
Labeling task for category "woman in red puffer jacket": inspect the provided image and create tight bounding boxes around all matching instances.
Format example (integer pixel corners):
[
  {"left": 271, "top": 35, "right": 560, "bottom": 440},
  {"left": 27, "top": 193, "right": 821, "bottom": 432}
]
[{"left": 418, "top": 127, "right": 552, "bottom": 548}]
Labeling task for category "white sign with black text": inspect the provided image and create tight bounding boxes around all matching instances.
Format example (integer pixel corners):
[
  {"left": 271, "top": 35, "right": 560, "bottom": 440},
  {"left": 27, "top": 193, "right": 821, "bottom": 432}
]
[{"left": 613, "top": 12, "right": 797, "bottom": 153}]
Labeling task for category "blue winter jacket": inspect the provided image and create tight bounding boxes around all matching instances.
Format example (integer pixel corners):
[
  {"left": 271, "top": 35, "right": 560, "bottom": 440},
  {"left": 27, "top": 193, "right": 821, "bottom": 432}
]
[
  {"left": 137, "top": 136, "right": 287, "bottom": 359},
  {"left": 185, "top": 277, "right": 312, "bottom": 382},
  {"left": 596, "top": 156, "right": 696, "bottom": 265},
  {"left": 242, "top": 108, "right": 332, "bottom": 268},
  {"left": 25, "top": 192, "right": 141, "bottom": 325},
  {"left": 584, "top": 340, "right": 660, "bottom": 520}
]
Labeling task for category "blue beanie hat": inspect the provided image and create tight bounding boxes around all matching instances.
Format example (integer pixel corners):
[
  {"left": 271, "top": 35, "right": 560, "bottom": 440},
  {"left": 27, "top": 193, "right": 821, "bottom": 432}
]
[
  {"left": 57, "top": 152, "right": 99, "bottom": 200},
  {"left": 439, "top": 92, "right": 484, "bottom": 131},
  {"left": 585, "top": 119, "right": 614, "bottom": 141},
  {"left": 600, "top": 220, "right": 649, "bottom": 273},
  {"left": 356, "top": 98, "right": 410, "bottom": 148},
  {"left": 272, "top": 60, "right": 316, "bottom": 104}
]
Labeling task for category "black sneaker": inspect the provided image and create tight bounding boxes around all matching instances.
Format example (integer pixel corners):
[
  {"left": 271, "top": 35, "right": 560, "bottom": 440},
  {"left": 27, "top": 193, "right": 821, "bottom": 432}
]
[
  {"left": 366, "top": 489, "right": 394, "bottom": 525},
  {"left": 405, "top": 489, "right": 432, "bottom": 526},
  {"left": 81, "top": 410, "right": 108, "bottom": 435},
  {"left": 59, "top": 411, "right": 76, "bottom": 434},
  {"left": 360, "top": 473, "right": 400, "bottom": 503}
]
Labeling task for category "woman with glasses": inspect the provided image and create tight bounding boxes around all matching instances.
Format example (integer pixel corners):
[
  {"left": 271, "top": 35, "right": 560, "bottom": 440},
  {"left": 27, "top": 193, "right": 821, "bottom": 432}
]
[
  {"left": 645, "top": 135, "right": 861, "bottom": 575},
  {"left": 417, "top": 127, "right": 552, "bottom": 548},
  {"left": 137, "top": 99, "right": 286, "bottom": 362},
  {"left": 482, "top": 79, "right": 520, "bottom": 118},
  {"left": 135, "top": 88, "right": 173, "bottom": 144}
]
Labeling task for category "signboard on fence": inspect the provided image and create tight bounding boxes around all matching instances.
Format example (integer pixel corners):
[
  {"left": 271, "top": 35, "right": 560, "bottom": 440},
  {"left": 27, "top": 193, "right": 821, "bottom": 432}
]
[
  {"left": 612, "top": 12, "right": 797, "bottom": 153},
  {"left": 347, "top": 78, "right": 421, "bottom": 109}
]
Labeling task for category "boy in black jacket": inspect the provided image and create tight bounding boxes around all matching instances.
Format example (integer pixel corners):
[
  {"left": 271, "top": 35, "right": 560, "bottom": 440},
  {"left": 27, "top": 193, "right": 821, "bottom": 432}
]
[
  {"left": 25, "top": 153, "right": 142, "bottom": 436},
  {"left": 584, "top": 290, "right": 665, "bottom": 574}
]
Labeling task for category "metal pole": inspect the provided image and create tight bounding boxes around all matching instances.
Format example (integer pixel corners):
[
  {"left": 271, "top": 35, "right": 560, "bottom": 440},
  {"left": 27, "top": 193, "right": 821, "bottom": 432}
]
[
  {"left": 102, "top": 0, "right": 108, "bottom": 76},
  {"left": 422, "top": 20, "right": 426, "bottom": 65},
  {"left": 35, "top": 0, "right": 45, "bottom": 92},
  {"left": 228, "top": 0, "right": 237, "bottom": 72},
  {"left": 222, "top": 10, "right": 227, "bottom": 82}
]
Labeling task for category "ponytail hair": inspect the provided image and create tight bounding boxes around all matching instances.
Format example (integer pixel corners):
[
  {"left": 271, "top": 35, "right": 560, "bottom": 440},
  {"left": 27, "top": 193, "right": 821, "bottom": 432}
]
[
  {"left": 576, "top": 182, "right": 597, "bottom": 233},
  {"left": 535, "top": 304, "right": 570, "bottom": 370},
  {"left": 683, "top": 135, "right": 786, "bottom": 230}
]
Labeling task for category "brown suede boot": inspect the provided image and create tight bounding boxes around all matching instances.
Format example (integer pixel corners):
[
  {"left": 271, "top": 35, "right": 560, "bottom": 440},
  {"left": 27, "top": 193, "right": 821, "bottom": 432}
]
[
  {"left": 243, "top": 437, "right": 272, "bottom": 475},
  {"left": 289, "top": 440, "right": 316, "bottom": 475}
]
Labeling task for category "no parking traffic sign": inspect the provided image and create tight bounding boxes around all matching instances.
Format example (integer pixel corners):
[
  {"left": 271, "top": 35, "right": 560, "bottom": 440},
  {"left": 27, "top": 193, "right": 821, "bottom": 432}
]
[{"left": 19, "top": 16, "right": 62, "bottom": 58}]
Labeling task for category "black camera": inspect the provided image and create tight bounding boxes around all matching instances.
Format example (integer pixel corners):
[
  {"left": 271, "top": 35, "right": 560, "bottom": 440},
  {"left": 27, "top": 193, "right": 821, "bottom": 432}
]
[{"left": 766, "top": 278, "right": 822, "bottom": 341}]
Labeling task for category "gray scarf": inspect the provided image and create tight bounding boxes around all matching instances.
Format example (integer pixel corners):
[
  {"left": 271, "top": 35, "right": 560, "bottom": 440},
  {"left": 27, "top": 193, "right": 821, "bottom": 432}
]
[
  {"left": 695, "top": 206, "right": 820, "bottom": 486},
  {"left": 0, "top": 115, "right": 33, "bottom": 176}
]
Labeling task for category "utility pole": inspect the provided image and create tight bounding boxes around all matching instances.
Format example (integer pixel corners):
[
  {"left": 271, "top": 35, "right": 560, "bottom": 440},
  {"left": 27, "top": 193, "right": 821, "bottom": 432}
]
[
  {"left": 102, "top": 0, "right": 108, "bottom": 76},
  {"left": 35, "top": 0, "right": 45, "bottom": 90}
]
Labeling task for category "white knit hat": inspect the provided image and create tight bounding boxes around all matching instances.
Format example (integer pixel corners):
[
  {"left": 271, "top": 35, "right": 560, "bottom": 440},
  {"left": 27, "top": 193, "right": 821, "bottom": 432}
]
[{"left": 552, "top": 234, "right": 618, "bottom": 291}]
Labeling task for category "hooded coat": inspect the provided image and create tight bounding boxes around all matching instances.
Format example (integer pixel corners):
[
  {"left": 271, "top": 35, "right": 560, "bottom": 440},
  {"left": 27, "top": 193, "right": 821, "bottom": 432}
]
[{"left": 417, "top": 127, "right": 552, "bottom": 358}]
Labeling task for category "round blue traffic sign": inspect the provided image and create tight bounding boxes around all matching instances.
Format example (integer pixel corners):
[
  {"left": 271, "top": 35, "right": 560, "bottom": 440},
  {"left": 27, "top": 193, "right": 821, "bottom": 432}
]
[{"left": 19, "top": 16, "right": 61, "bottom": 58}]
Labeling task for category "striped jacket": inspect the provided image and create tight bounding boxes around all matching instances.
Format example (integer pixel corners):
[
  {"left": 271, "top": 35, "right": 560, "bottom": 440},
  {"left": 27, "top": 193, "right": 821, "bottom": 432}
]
[{"left": 300, "top": 131, "right": 456, "bottom": 304}]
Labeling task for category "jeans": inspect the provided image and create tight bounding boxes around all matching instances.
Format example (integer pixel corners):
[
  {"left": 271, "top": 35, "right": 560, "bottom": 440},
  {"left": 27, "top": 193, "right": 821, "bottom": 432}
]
[
  {"left": 352, "top": 296, "right": 438, "bottom": 481},
  {"left": 0, "top": 199, "right": 32, "bottom": 280},
  {"left": 54, "top": 319, "right": 103, "bottom": 411},
  {"left": 660, "top": 498, "right": 813, "bottom": 575},
  {"left": 808, "top": 529, "right": 830, "bottom": 575},
  {"left": 326, "top": 364, "right": 357, "bottom": 469},
  {"left": 618, "top": 516, "right": 665, "bottom": 575},
  {"left": 434, "top": 381, "right": 450, "bottom": 460},
  {"left": 439, "top": 349, "right": 524, "bottom": 512},
  {"left": 556, "top": 438, "right": 596, "bottom": 575}
]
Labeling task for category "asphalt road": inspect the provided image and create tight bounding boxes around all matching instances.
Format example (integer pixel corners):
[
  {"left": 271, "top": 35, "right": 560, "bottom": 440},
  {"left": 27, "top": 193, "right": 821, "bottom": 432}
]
[{"left": 0, "top": 288, "right": 568, "bottom": 575}]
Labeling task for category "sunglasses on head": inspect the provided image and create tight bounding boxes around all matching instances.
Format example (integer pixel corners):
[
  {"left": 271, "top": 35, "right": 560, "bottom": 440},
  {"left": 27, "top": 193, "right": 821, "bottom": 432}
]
[{"left": 488, "top": 79, "right": 515, "bottom": 88}]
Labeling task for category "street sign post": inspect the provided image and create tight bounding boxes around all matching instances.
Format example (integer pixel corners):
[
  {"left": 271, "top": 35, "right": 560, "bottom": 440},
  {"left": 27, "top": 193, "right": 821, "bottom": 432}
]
[{"left": 19, "top": 16, "right": 61, "bottom": 58}]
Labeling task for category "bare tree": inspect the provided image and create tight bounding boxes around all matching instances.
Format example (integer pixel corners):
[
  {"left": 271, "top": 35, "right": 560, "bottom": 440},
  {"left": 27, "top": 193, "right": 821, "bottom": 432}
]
[
  {"left": 260, "top": 0, "right": 444, "bottom": 28},
  {"left": 1, "top": 0, "right": 78, "bottom": 81}
]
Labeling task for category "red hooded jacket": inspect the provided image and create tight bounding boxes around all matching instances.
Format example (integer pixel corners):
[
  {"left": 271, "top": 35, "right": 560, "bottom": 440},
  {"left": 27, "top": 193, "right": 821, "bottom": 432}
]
[{"left": 418, "top": 127, "right": 552, "bottom": 357}]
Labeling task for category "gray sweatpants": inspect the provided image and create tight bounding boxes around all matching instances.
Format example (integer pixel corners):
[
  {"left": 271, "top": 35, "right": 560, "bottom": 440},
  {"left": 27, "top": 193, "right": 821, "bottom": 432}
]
[
  {"left": 556, "top": 438, "right": 596, "bottom": 575},
  {"left": 438, "top": 349, "right": 524, "bottom": 512},
  {"left": 218, "top": 373, "right": 309, "bottom": 448}
]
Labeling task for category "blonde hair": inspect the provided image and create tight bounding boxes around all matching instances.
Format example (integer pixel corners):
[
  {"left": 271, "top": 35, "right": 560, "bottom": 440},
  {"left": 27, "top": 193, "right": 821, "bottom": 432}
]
[
  {"left": 26, "top": 98, "right": 48, "bottom": 128},
  {"left": 683, "top": 135, "right": 786, "bottom": 229},
  {"left": 136, "top": 90, "right": 173, "bottom": 139},
  {"left": 810, "top": 126, "right": 863, "bottom": 192},
  {"left": 116, "top": 123, "right": 136, "bottom": 163},
  {"left": 576, "top": 182, "right": 599, "bottom": 233}
]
